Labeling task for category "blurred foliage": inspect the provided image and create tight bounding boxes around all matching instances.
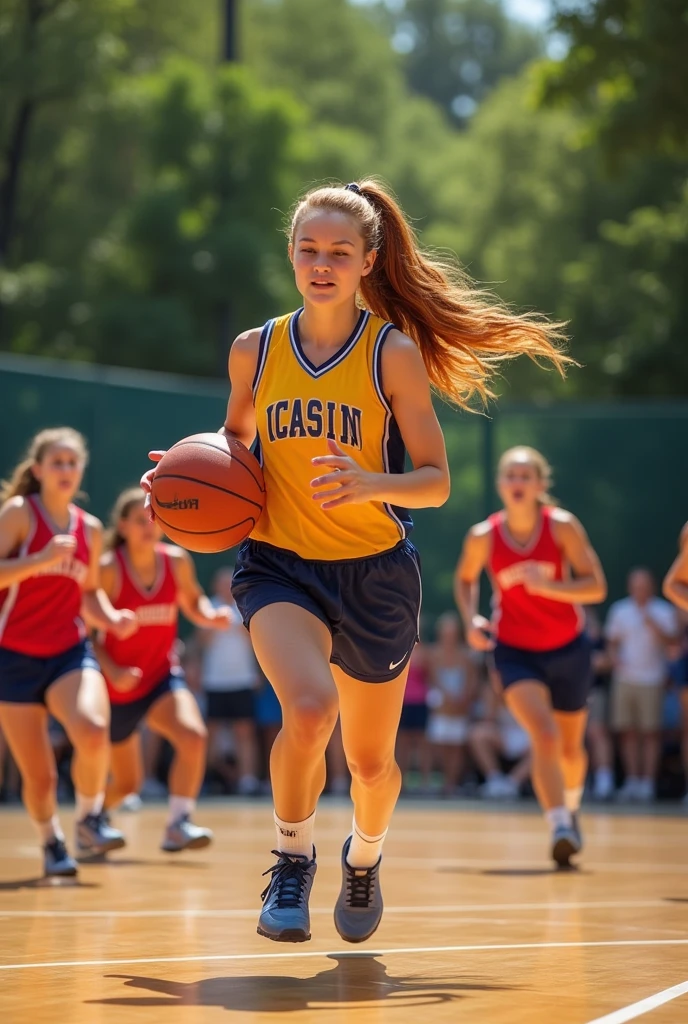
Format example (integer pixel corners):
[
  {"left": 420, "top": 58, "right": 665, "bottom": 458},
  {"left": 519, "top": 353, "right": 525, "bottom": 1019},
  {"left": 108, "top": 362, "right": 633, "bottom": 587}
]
[{"left": 0, "top": 0, "right": 687, "bottom": 399}]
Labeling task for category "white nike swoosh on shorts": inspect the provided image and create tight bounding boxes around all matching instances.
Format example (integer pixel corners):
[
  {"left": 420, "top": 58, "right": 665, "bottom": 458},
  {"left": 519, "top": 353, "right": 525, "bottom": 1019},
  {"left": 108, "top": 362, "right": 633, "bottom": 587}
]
[{"left": 389, "top": 654, "right": 408, "bottom": 671}]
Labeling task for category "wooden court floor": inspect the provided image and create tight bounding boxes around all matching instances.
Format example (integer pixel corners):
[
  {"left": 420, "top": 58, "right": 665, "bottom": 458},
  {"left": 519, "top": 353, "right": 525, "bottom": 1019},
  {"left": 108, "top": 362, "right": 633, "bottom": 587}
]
[{"left": 1, "top": 801, "right": 687, "bottom": 1024}]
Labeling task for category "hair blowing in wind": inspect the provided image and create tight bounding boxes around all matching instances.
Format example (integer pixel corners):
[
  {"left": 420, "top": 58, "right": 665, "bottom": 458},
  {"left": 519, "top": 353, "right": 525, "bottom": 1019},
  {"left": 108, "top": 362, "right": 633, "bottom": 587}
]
[{"left": 291, "top": 179, "right": 572, "bottom": 409}]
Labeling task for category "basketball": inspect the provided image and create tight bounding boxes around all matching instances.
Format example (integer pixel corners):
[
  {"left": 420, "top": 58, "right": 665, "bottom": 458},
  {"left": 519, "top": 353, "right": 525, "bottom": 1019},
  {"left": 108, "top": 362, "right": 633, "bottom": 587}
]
[{"left": 150, "top": 433, "right": 265, "bottom": 553}]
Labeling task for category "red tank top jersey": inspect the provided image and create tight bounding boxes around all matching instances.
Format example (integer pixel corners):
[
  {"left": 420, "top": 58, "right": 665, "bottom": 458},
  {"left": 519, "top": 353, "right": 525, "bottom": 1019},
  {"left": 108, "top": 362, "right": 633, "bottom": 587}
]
[
  {"left": 103, "top": 545, "right": 179, "bottom": 704},
  {"left": 487, "top": 506, "right": 584, "bottom": 652},
  {"left": 0, "top": 495, "right": 90, "bottom": 657}
]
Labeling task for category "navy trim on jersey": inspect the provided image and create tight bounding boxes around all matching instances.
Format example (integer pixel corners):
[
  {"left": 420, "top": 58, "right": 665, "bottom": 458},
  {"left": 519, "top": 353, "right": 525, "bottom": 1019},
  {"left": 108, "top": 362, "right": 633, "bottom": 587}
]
[
  {"left": 252, "top": 319, "right": 275, "bottom": 397},
  {"left": 289, "top": 308, "right": 370, "bottom": 379},
  {"left": 372, "top": 322, "right": 413, "bottom": 540}
]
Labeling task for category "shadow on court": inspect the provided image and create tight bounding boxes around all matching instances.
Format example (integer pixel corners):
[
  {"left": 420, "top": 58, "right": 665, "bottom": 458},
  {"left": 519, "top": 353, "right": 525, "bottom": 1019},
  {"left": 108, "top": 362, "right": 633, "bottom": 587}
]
[
  {"left": 0, "top": 876, "right": 99, "bottom": 891},
  {"left": 436, "top": 866, "right": 586, "bottom": 877},
  {"left": 77, "top": 855, "right": 209, "bottom": 869},
  {"left": 87, "top": 953, "right": 517, "bottom": 1012}
]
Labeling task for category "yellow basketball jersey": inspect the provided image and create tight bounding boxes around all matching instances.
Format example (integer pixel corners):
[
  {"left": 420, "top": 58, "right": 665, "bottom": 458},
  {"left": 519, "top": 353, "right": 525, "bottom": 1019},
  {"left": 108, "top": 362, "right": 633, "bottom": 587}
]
[{"left": 251, "top": 308, "right": 412, "bottom": 560}]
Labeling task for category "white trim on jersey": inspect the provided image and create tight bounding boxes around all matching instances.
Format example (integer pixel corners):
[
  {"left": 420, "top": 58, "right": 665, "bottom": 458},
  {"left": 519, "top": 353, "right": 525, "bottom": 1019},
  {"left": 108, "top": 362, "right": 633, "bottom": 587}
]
[
  {"left": 289, "top": 308, "right": 370, "bottom": 379},
  {"left": 371, "top": 321, "right": 406, "bottom": 540}
]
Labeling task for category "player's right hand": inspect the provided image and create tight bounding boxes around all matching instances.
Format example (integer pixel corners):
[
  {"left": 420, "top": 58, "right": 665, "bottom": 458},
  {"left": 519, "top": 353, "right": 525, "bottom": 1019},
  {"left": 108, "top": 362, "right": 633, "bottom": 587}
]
[
  {"left": 112, "top": 666, "right": 143, "bottom": 694},
  {"left": 141, "top": 451, "right": 167, "bottom": 521},
  {"left": 40, "top": 534, "right": 77, "bottom": 567},
  {"left": 467, "top": 614, "right": 495, "bottom": 652}
]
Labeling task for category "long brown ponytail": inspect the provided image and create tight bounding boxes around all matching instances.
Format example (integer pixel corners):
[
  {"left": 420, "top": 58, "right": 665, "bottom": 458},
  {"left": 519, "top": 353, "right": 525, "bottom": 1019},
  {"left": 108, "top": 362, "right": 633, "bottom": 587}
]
[
  {"left": 105, "top": 487, "right": 146, "bottom": 551},
  {"left": 290, "top": 179, "right": 571, "bottom": 408},
  {"left": 0, "top": 427, "right": 88, "bottom": 504}
]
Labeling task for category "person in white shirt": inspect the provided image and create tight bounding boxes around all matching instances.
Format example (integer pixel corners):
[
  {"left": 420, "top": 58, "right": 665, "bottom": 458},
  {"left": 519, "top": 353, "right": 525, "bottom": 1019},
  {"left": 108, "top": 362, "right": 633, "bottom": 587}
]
[
  {"left": 605, "top": 568, "right": 678, "bottom": 802},
  {"left": 197, "top": 568, "right": 260, "bottom": 796}
]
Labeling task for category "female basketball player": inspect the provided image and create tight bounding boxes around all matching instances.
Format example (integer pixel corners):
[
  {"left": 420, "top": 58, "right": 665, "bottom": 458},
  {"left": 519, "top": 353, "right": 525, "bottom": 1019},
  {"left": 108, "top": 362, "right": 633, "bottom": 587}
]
[
  {"left": 93, "top": 488, "right": 230, "bottom": 851},
  {"left": 455, "top": 446, "right": 606, "bottom": 866},
  {"left": 143, "top": 180, "right": 570, "bottom": 941},
  {"left": 0, "top": 428, "right": 137, "bottom": 876}
]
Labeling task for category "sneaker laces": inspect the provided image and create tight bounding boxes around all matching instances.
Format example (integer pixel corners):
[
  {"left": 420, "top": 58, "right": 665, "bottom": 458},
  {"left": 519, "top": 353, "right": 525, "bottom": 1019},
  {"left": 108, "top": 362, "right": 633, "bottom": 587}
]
[
  {"left": 46, "top": 837, "right": 68, "bottom": 858},
  {"left": 261, "top": 850, "right": 313, "bottom": 908},
  {"left": 345, "top": 863, "right": 377, "bottom": 908}
]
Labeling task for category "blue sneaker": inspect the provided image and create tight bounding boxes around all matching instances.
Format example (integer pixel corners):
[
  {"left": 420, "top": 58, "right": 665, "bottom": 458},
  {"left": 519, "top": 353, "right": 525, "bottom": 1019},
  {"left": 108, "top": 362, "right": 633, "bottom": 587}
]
[
  {"left": 76, "top": 812, "right": 126, "bottom": 856},
  {"left": 257, "top": 849, "right": 316, "bottom": 942},
  {"left": 161, "top": 815, "right": 213, "bottom": 852},
  {"left": 44, "top": 837, "right": 78, "bottom": 877},
  {"left": 552, "top": 823, "right": 581, "bottom": 868},
  {"left": 334, "top": 835, "right": 383, "bottom": 943}
]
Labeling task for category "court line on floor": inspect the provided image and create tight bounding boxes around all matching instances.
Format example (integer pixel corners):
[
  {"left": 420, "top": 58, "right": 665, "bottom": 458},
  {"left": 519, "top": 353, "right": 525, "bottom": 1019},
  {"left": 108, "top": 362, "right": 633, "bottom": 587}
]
[
  {"left": 585, "top": 979, "right": 688, "bottom": 1024},
  {"left": 2, "top": 938, "right": 688, "bottom": 972},
  {"left": 0, "top": 899, "right": 671, "bottom": 918}
]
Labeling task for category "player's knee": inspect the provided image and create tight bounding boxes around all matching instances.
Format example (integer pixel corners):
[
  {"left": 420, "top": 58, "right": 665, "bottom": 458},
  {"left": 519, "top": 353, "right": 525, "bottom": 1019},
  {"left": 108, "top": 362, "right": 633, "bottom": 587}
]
[
  {"left": 73, "top": 715, "right": 109, "bottom": 754},
  {"left": 25, "top": 765, "right": 58, "bottom": 800},
  {"left": 347, "top": 752, "right": 396, "bottom": 787},
  {"left": 177, "top": 722, "right": 207, "bottom": 757},
  {"left": 531, "top": 722, "right": 559, "bottom": 758},
  {"left": 285, "top": 694, "right": 338, "bottom": 747}
]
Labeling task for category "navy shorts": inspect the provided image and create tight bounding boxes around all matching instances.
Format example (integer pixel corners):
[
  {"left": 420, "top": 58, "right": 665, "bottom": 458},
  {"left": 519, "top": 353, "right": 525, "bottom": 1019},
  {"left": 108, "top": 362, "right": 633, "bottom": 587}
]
[
  {"left": 232, "top": 539, "right": 422, "bottom": 684},
  {"left": 492, "top": 634, "right": 592, "bottom": 713},
  {"left": 110, "top": 672, "right": 187, "bottom": 745},
  {"left": 0, "top": 640, "right": 100, "bottom": 705}
]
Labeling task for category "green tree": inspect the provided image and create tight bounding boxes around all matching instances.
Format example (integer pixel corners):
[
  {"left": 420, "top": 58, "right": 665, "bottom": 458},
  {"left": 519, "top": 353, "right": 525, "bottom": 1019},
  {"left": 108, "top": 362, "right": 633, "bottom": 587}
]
[
  {"left": 539, "top": 0, "right": 688, "bottom": 161},
  {"left": 375, "top": 0, "right": 542, "bottom": 123}
]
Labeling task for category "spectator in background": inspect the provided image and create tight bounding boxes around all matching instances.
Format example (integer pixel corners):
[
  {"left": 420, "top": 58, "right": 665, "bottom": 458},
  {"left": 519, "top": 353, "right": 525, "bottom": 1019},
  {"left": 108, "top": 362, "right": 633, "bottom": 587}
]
[
  {"left": 662, "top": 528, "right": 688, "bottom": 804},
  {"left": 585, "top": 608, "right": 615, "bottom": 801},
  {"left": 197, "top": 567, "right": 260, "bottom": 796},
  {"left": 469, "top": 676, "right": 531, "bottom": 799},
  {"left": 395, "top": 639, "right": 431, "bottom": 793},
  {"left": 606, "top": 568, "right": 678, "bottom": 802},
  {"left": 426, "top": 613, "right": 477, "bottom": 795}
]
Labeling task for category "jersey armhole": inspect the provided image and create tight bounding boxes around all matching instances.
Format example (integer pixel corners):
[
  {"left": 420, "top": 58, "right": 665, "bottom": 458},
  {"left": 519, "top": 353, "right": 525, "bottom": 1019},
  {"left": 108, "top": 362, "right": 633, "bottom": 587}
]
[
  {"left": 251, "top": 319, "right": 276, "bottom": 400},
  {"left": 371, "top": 322, "right": 396, "bottom": 413}
]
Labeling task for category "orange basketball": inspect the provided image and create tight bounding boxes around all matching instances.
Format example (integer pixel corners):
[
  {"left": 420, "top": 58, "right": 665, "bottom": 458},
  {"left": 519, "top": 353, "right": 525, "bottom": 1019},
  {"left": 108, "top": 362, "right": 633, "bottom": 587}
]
[{"left": 150, "top": 433, "right": 265, "bottom": 553}]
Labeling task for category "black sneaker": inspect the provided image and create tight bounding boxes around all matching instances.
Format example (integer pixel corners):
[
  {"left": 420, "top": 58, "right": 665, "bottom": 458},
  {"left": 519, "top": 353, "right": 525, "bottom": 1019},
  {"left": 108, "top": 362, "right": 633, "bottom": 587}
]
[
  {"left": 76, "top": 811, "right": 126, "bottom": 856},
  {"left": 257, "top": 849, "right": 317, "bottom": 942},
  {"left": 334, "top": 835, "right": 383, "bottom": 943},
  {"left": 44, "top": 837, "right": 78, "bottom": 877},
  {"left": 551, "top": 823, "right": 581, "bottom": 868}
]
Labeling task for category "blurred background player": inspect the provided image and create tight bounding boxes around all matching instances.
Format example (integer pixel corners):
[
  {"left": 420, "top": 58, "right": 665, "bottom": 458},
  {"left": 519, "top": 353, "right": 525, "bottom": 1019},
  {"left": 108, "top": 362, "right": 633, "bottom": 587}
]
[
  {"left": 456, "top": 446, "right": 606, "bottom": 867},
  {"left": 606, "top": 568, "right": 678, "bottom": 803},
  {"left": 585, "top": 608, "right": 615, "bottom": 801},
  {"left": 94, "top": 488, "right": 230, "bottom": 852},
  {"left": 197, "top": 566, "right": 261, "bottom": 797},
  {"left": 425, "top": 612, "right": 477, "bottom": 795},
  {"left": 0, "top": 428, "right": 135, "bottom": 876}
]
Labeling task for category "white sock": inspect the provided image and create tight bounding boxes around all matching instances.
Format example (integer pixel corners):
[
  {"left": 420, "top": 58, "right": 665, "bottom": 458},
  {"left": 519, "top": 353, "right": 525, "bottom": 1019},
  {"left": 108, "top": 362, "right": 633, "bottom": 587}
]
[
  {"left": 32, "top": 814, "right": 64, "bottom": 844},
  {"left": 168, "top": 795, "right": 195, "bottom": 826},
  {"left": 274, "top": 810, "right": 315, "bottom": 858},
  {"left": 546, "top": 806, "right": 572, "bottom": 832},
  {"left": 564, "top": 786, "right": 584, "bottom": 813},
  {"left": 346, "top": 817, "right": 387, "bottom": 868},
  {"left": 75, "top": 791, "right": 104, "bottom": 821}
]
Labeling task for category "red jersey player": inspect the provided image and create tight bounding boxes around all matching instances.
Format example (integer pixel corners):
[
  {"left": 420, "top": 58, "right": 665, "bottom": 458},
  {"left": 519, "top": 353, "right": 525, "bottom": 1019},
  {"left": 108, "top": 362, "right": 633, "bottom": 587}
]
[
  {"left": 455, "top": 446, "right": 606, "bottom": 867},
  {"left": 0, "top": 428, "right": 137, "bottom": 877},
  {"left": 93, "top": 488, "right": 230, "bottom": 853}
]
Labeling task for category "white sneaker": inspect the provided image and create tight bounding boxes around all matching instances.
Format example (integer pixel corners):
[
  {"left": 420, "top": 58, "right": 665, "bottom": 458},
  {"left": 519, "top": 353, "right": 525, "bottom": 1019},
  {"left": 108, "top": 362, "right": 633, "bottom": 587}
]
[
  {"left": 617, "top": 777, "right": 641, "bottom": 803},
  {"left": 480, "top": 775, "right": 510, "bottom": 799},
  {"left": 120, "top": 793, "right": 143, "bottom": 812},
  {"left": 636, "top": 778, "right": 655, "bottom": 803}
]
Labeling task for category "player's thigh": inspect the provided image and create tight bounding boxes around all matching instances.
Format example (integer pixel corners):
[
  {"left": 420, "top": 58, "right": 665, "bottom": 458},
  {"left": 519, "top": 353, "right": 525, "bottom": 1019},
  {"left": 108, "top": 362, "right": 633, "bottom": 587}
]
[
  {"left": 109, "top": 733, "right": 144, "bottom": 791},
  {"left": 0, "top": 703, "right": 54, "bottom": 782},
  {"left": 504, "top": 680, "right": 556, "bottom": 737},
  {"left": 46, "top": 668, "right": 110, "bottom": 734},
  {"left": 332, "top": 662, "right": 408, "bottom": 765},
  {"left": 146, "top": 686, "right": 206, "bottom": 745},
  {"left": 249, "top": 602, "right": 337, "bottom": 711}
]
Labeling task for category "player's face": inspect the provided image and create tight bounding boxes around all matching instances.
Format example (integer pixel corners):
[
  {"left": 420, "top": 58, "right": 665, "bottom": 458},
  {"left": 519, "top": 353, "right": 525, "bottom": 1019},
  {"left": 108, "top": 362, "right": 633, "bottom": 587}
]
[
  {"left": 290, "top": 212, "right": 377, "bottom": 306},
  {"left": 33, "top": 444, "right": 85, "bottom": 502},
  {"left": 119, "top": 503, "right": 161, "bottom": 548},
  {"left": 497, "top": 458, "right": 544, "bottom": 509}
]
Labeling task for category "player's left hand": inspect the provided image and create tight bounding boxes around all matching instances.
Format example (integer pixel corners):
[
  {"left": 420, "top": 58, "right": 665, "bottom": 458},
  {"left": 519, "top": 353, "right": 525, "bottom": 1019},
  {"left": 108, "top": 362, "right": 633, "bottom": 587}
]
[
  {"left": 521, "top": 563, "right": 551, "bottom": 596},
  {"left": 207, "top": 605, "right": 232, "bottom": 630},
  {"left": 112, "top": 608, "right": 139, "bottom": 640},
  {"left": 311, "top": 439, "right": 376, "bottom": 510}
]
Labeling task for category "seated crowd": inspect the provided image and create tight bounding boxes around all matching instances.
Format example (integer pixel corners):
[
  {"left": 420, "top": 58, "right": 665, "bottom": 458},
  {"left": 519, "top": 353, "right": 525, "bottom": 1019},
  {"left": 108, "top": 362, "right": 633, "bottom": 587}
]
[{"left": 1, "top": 565, "right": 687, "bottom": 807}]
